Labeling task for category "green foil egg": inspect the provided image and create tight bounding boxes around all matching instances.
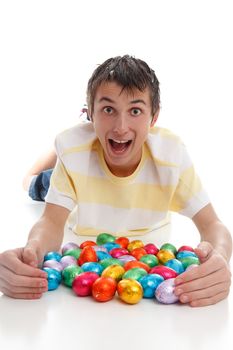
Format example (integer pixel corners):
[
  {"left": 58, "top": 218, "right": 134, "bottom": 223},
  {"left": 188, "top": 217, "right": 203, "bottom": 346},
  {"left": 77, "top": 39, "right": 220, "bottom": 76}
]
[
  {"left": 179, "top": 256, "right": 200, "bottom": 269},
  {"left": 99, "top": 258, "right": 124, "bottom": 269},
  {"left": 160, "top": 243, "right": 177, "bottom": 255},
  {"left": 63, "top": 248, "right": 82, "bottom": 259},
  {"left": 139, "top": 254, "right": 159, "bottom": 268},
  {"left": 123, "top": 267, "right": 147, "bottom": 281},
  {"left": 62, "top": 265, "right": 83, "bottom": 287},
  {"left": 96, "top": 233, "right": 116, "bottom": 245}
]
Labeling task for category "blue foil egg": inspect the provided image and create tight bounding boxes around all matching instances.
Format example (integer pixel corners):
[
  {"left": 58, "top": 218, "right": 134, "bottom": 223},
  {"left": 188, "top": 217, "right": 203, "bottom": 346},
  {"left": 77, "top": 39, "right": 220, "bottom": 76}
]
[
  {"left": 176, "top": 251, "right": 197, "bottom": 260},
  {"left": 165, "top": 259, "right": 184, "bottom": 274},
  {"left": 103, "top": 242, "right": 121, "bottom": 252},
  {"left": 96, "top": 251, "right": 111, "bottom": 261},
  {"left": 43, "top": 267, "right": 62, "bottom": 291},
  {"left": 139, "top": 274, "right": 164, "bottom": 298},
  {"left": 44, "top": 251, "right": 62, "bottom": 262},
  {"left": 81, "top": 262, "right": 104, "bottom": 275}
]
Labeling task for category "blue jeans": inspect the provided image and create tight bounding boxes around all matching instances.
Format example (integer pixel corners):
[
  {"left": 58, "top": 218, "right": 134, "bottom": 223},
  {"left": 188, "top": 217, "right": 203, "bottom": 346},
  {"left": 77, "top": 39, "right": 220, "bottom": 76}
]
[{"left": 28, "top": 169, "right": 53, "bottom": 201}]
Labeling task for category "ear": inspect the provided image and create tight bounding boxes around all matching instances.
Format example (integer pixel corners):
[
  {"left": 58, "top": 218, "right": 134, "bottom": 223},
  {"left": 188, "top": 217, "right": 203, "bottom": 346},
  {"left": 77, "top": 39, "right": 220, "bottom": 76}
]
[{"left": 150, "top": 109, "right": 160, "bottom": 127}]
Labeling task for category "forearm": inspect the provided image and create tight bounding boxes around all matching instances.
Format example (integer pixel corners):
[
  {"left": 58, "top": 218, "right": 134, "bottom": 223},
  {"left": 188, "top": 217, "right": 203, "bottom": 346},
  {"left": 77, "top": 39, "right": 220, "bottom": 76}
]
[{"left": 198, "top": 220, "right": 232, "bottom": 262}]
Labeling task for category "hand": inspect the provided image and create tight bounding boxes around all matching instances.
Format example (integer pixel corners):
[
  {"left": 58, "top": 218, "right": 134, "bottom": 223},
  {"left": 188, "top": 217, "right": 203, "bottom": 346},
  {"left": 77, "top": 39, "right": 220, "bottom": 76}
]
[
  {"left": 0, "top": 245, "right": 48, "bottom": 299},
  {"left": 174, "top": 241, "right": 231, "bottom": 307}
]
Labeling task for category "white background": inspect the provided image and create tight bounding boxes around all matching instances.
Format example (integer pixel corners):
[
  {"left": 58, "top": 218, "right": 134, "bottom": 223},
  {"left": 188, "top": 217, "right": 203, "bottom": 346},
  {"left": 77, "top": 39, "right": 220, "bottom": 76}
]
[
  {"left": 0, "top": 0, "right": 232, "bottom": 249},
  {"left": 0, "top": 2, "right": 233, "bottom": 349}
]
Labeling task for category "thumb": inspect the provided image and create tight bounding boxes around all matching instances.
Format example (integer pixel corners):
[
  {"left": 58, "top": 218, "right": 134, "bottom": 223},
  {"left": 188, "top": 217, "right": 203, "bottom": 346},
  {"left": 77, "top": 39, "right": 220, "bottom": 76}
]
[
  {"left": 194, "top": 241, "right": 213, "bottom": 263},
  {"left": 22, "top": 245, "right": 39, "bottom": 267}
]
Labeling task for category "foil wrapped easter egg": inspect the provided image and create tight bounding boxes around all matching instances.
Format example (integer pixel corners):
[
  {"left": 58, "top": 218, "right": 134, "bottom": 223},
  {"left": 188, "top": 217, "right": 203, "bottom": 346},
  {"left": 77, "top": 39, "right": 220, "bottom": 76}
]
[
  {"left": 62, "top": 242, "right": 79, "bottom": 255},
  {"left": 144, "top": 243, "right": 159, "bottom": 255},
  {"left": 127, "top": 240, "right": 144, "bottom": 252},
  {"left": 160, "top": 243, "right": 177, "bottom": 255},
  {"left": 43, "top": 260, "right": 63, "bottom": 272},
  {"left": 62, "top": 265, "right": 83, "bottom": 287},
  {"left": 177, "top": 245, "right": 194, "bottom": 253},
  {"left": 149, "top": 266, "right": 178, "bottom": 279},
  {"left": 157, "top": 249, "right": 175, "bottom": 264},
  {"left": 130, "top": 247, "right": 147, "bottom": 260},
  {"left": 103, "top": 242, "right": 121, "bottom": 252},
  {"left": 96, "top": 233, "right": 116, "bottom": 245},
  {"left": 155, "top": 278, "right": 179, "bottom": 304},
  {"left": 63, "top": 248, "right": 81, "bottom": 259},
  {"left": 176, "top": 250, "right": 197, "bottom": 259},
  {"left": 110, "top": 248, "right": 129, "bottom": 258},
  {"left": 72, "top": 272, "right": 99, "bottom": 296},
  {"left": 43, "top": 267, "right": 62, "bottom": 291},
  {"left": 80, "top": 240, "right": 96, "bottom": 249},
  {"left": 92, "top": 277, "right": 117, "bottom": 302},
  {"left": 139, "top": 274, "right": 164, "bottom": 298},
  {"left": 179, "top": 256, "right": 200, "bottom": 270},
  {"left": 165, "top": 259, "right": 184, "bottom": 274},
  {"left": 60, "top": 255, "right": 77, "bottom": 269},
  {"left": 78, "top": 246, "right": 98, "bottom": 265},
  {"left": 100, "top": 258, "right": 123, "bottom": 269},
  {"left": 140, "top": 254, "right": 159, "bottom": 268},
  {"left": 96, "top": 251, "right": 112, "bottom": 260},
  {"left": 101, "top": 264, "right": 125, "bottom": 282},
  {"left": 115, "top": 236, "right": 129, "bottom": 249},
  {"left": 44, "top": 251, "right": 62, "bottom": 262},
  {"left": 117, "top": 279, "right": 143, "bottom": 304},
  {"left": 124, "top": 260, "right": 150, "bottom": 272},
  {"left": 117, "top": 255, "right": 136, "bottom": 264},
  {"left": 81, "top": 262, "right": 104, "bottom": 275},
  {"left": 123, "top": 267, "right": 147, "bottom": 281},
  {"left": 93, "top": 245, "right": 108, "bottom": 253}
]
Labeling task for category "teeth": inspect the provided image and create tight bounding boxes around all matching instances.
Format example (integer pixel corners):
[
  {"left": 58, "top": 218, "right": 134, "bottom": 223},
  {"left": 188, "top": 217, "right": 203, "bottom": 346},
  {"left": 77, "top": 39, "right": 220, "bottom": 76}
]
[{"left": 112, "top": 139, "right": 129, "bottom": 143}]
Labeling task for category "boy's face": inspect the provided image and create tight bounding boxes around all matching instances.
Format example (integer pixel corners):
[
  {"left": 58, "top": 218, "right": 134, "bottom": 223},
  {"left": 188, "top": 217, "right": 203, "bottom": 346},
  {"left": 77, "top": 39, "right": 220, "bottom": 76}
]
[{"left": 91, "top": 81, "right": 158, "bottom": 177}]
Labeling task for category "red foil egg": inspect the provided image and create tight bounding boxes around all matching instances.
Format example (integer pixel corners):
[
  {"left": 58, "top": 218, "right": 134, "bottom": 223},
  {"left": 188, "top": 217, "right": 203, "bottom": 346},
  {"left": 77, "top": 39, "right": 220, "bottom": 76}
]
[
  {"left": 80, "top": 240, "right": 97, "bottom": 249},
  {"left": 144, "top": 243, "right": 159, "bottom": 255},
  {"left": 130, "top": 247, "right": 147, "bottom": 260},
  {"left": 177, "top": 245, "right": 195, "bottom": 253},
  {"left": 72, "top": 272, "right": 99, "bottom": 296},
  {"left": 149, "top": 266, "right": 178, "bottom": 279},
  {"left": 92, "top": 277, "right": 117, "bottom": 302}
]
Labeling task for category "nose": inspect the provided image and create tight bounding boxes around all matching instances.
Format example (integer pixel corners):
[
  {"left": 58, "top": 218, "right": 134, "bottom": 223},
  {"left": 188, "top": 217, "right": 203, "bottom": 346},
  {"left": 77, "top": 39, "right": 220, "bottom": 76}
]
[{"left": 113, "top": 114, "right": 129, "bottom": 135}]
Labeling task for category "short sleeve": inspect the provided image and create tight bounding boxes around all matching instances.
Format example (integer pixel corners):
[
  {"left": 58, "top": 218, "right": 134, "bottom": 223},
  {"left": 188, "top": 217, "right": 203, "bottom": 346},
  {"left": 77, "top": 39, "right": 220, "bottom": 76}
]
[{"left": 169, "top": 144, "right": 210, "bottom": 218}]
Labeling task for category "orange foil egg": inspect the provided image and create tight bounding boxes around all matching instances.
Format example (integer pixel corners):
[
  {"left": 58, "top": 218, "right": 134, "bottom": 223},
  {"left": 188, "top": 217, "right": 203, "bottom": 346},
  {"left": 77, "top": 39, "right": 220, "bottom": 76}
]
[
  {"left": 115, "top": 237, "right": 130, "bottom": 249},
  {"left": 92, "top": 277, "right": 117, "bottom": 302},
  {"left": 124, "top": 260, "right": 150, "bottom": 272},
  {"left": 79, "top": 241, "right": 97, "bottom": 249},
  {"left": 130, "top": 247, "right": 147, "bottom": 260},
  {"left": 127, "top": 240, "right": 144, "bottom": 252},
  {"left": 117, "top": 279, "right": 143, "bottom": 304},
  {"left": 101, "top": 264, "right": 125, "bottom": 282},
  {"left": 78, "top": 246, "right": 98, "bottom": 265}
]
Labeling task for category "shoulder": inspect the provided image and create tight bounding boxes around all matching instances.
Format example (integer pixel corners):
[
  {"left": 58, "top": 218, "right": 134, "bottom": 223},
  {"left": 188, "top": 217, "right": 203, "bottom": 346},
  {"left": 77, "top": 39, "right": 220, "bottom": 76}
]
[
  {"left": 146, "top": 127, "right": 184, "bottom": 166},
  {"left": 54, "top": 121, "right": 96, "bottom": 156}
]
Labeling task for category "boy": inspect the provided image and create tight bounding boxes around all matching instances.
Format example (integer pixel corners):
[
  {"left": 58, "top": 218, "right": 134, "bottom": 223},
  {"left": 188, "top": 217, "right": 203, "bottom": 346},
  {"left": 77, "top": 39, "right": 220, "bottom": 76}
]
[{"left": 0, "top": 55, "right": 231, "bottom": 306}]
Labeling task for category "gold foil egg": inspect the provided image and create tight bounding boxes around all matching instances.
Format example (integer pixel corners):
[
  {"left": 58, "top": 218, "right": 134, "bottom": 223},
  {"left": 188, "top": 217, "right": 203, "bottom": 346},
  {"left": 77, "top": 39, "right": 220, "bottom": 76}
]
[
  {"left": 101, "top": 264, "right": 125, "bottom": 282},
  {"left": 117, "top": 279, "right": 143, "bottom": 304}
]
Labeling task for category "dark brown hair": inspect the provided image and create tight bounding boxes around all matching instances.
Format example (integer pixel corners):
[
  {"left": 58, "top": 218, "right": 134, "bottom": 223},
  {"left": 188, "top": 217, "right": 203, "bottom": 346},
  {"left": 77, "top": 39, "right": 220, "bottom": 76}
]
[{"left": 87, "top": 55, "right": 160, "bottom": 117}]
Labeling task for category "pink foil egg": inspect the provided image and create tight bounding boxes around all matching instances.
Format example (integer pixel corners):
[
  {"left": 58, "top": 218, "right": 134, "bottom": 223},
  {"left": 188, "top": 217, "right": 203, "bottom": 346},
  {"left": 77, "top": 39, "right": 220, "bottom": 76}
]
[
  {"left": 72, "top": 272, "right": 99, "bottom": 296},
  {"left": 62, "top": 242, "right": 79, "bottom": 255},
  {"left": 144, "top": 243, "right": 159, "bottom": 255},
  {"left": 60, "top": 255, "right": 77, "bottom": 269},
  {"left": 110, "top": 248, "right": 129, "bottom": 258},
  {"left": 155, "top": 278, "right": 179, "bottom": 304},
  {"left": 149, "top": 265, "right": 178, "bottom": 279},
  {"left": 43, "top": 260, "right": 63, "bottom": 272}
]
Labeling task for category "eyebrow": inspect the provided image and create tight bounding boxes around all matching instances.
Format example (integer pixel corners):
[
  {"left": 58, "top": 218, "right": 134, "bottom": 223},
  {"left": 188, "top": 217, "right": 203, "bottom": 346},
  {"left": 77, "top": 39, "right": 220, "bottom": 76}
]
[{"left": 98, "top": 97, "right": 147, "bottom": 105}]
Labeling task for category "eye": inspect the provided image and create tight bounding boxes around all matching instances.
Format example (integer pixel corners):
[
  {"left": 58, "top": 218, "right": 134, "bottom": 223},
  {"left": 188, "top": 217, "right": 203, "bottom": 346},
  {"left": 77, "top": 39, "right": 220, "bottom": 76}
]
[
  {"left": 131, "top": 108, "right": 141, "bottom": 116},
  {"left": 103, "top": 106, "right": 114, "bottom": 114}
]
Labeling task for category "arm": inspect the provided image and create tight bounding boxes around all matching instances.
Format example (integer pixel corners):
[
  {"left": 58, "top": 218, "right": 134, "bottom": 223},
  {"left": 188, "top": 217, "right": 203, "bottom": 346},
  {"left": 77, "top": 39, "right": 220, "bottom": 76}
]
[
  {"left": 0, "top": 203, "right": 70, "bottom": 299},
  {"left": 174, "top": 203, "right": 232, "bottom": 307}
]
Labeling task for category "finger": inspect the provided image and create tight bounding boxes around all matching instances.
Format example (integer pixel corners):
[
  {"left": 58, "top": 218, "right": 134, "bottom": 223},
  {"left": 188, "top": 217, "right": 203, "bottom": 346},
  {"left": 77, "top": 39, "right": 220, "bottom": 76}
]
[
  {"left": 189, "top": 290, "right": 230, "bottom": 307},
  {"left": 194, "top": 241, "right": 213, "bottom": 263},
  {"left": 0, "top": 286, "right": 44, "bottom": 300},
  {"left": 22, "top": 246, "right": 39, "bottom": 267},
  {"left": 0, "top": 265, "right": 48, "bottom": 288},
  {"left": 1, "top": 250, "right": 47, "bottom": 278}
]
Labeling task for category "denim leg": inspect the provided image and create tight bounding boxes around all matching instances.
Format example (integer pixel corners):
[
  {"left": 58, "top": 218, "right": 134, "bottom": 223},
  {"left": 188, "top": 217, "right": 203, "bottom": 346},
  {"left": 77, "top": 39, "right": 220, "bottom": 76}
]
[{"left": 28, "top": 169, "right": 53, "bottom": 201}]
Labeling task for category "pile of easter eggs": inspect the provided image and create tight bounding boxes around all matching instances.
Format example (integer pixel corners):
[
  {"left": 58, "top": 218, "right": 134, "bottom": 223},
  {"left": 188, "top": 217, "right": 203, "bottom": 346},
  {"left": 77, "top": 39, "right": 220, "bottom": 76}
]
[{"left": 42, "top": 233, "right": 200, "bottom": 305}]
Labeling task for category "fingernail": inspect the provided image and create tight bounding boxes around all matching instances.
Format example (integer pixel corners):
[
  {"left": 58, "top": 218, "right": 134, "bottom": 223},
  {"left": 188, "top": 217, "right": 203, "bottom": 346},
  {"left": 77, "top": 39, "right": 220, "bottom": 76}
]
[
  {"left": 181, "top": 295, "right": 189, "bottom": 303},
  {"left": 175, "top": 288, "right": 183, "bottom": 296}
]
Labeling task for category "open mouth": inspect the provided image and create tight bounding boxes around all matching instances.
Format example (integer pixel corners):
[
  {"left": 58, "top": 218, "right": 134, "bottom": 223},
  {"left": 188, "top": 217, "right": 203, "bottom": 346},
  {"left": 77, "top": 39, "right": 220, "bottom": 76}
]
[{"left": 108, "top": 139, "right": 132, "bottom": 154}]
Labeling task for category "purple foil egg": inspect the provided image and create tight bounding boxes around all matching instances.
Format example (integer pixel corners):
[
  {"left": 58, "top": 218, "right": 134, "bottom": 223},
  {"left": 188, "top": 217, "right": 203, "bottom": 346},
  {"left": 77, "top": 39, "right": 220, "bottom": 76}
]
[
  {"left": 62, "top": 242, "right": 79, "bottom": 255},
  {"left": 92, "top": 245, "right": 108, "bottom": 253},
  {"left": 155, "top": 278, "right": 179, "bottom": 304},
  {"left": 117, "top": 255, "right": 136, "bottom": 264},
  {"left": 43, "top": 260, "right": 63, "bottom": 272},
  {"left": 60, "top": 255, "right": 77, "bottom": 269}
]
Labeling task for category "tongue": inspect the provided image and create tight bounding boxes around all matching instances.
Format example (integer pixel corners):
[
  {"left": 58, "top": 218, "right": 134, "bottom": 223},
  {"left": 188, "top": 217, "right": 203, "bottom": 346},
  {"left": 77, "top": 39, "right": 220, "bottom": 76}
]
[{"left": 111, "top": 141, "right": 128, "bottom": 152}]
